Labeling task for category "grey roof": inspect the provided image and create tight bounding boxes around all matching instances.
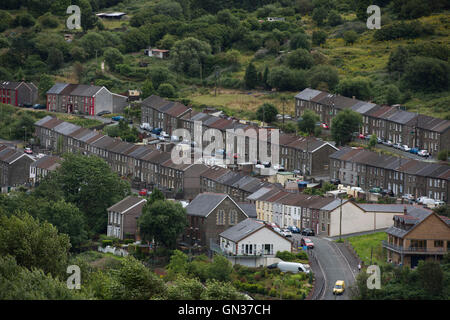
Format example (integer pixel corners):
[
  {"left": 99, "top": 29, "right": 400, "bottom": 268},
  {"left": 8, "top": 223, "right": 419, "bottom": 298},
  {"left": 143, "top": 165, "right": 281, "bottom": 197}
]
[
  {"left": 237, "top": 203, "right": 257, "bottom": 218},
  {"left": 295, "top": 88, "right": 322, "bottom": 101},
  {"left": 185, "top": 193, "right": 228, "bottom": 217},
  {"left": 351, "top": 101, "right": 378, "bottom": 114},
  {"left": 53, "top": 122, "right": 81, "bottom": 136},
  {"left": 35, "top": 115, "right": 54, "bottom": 126},
  {"left": 384, "top": 110, "right": 417, "bottom": 125},
  {"left": 70, "top": 84, "right": 104, "bottom": 97},
  {"left": 247, "top": 187, "right": 274, "bottom": 201},
  {"left": 46, "top": 83, "right": 69, "bottom": 95},
  {"left": 320, "top": 198, "right": 347, "bottom": 211},
  {"left": 107, "top": 196, "right": 146, "bottom": 214},
  {"left": 220, "top": 218, "right": 265, "bottom": 242}
]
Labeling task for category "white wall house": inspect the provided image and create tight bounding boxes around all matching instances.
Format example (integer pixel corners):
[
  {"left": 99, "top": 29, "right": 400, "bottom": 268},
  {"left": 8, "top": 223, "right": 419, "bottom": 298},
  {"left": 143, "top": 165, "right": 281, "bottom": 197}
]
[
  {"left": 219, "top": 218, "right": 292, "bottom": 267},
  {"left": 327, "top": 202, "right": 407, "bottom": 237}
]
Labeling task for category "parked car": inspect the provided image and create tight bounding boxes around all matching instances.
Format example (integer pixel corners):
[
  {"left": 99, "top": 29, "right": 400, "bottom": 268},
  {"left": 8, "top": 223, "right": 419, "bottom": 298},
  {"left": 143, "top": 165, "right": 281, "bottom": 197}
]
[
  {"left": 151, "top": 128, "right": 162, "bottom": 135},
  {"left": 422, "top": 198, "right": 436, "bottom": 208},
  {"left": 112, "top": 115, "right": 124, "bottom": 121},
  {"left": 401, "top": 194, "right": 414, "bottom": 201},
  {"left": 393, "top": 143, "right": 402, "bottom": 149},
  {"left": 401, "top": 145, "right": 411, "bottom": 152},
  {"left": 377, "top": 137, "right": 383, "bottom": 143},
  {"left": 281, "top": 228, "right": 292, "bottom": 237},
  {"left": 321, "top": 123, "right": 329, "bottom": 129},
  {"left": 330, "top": 178, "right": 341, "bottom": 185},
  {"left": 358, "top": 133, "right": 365, "bottom": 139},
  {"left": 273, "top": 227, "right": 282, "bottom": 234},
  {"left": 409, "top": 147, "right": 419, "bottom": 154},
  {"left": 434, "top": 200, "right": 445, "bottom": 207},
  {"left": 369, "top": 187, "right": 382, "bottom": 193},
  {"left": 140, "top": 123, "right": 152, "bottom": 131},
  {"left": 416, "top": 196, "right": 431, "bottom": 204},
  {"left": 268, "top": 261, "right": 310, "bottom": 274},
  {"left": 364, "top": 134, "right": 372, "bottom": 140},
  {"left": 301, "top": 228, "right": 315, "bottom": 236},
  {"left": 381, "top": 189, "right": 394, "bottom": 197},
  {"left": 32, "top": 104, "right": 46, "bottom": 109},
  {"left": 418, "top": 150, "right": 429, "bottom": 157},
  {"left": 333, "top": 280, "right": 345, "bottom": 295},
  {"left": 300, "top": 237, "right": 314, "bottom": 249},
  {"left": 138, "top": 188, "right": 149, "bottom": 196},
  {"left": 97, "top": 110, "right": 111, "bottom": 116},
  {"left": 24, "top": 147, "right": 33, "bottom": 154},
  {"left": 382, "top": 140, "right": 393, "bottom": 146},
  {"left": 288, "top": 226, "right": 300, "bottom": 233}
]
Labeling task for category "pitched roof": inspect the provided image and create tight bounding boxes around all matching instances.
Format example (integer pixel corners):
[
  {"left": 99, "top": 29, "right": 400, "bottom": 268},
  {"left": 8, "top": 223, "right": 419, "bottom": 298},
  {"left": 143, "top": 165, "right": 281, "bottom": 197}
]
[
  {"left": 219, "top": 218, "right": 266, "bottom": 242},
  {"left": 31, "top": 155, "right": 62, "bottom": 171},
  {"left": 185, "top": 193, "right": 229, "bottom": 217},
  {"left": 237, "top": 203, "right": 257, "bottom": 218},
  {"left": 107, "top": 196, "right": 147, "bottom": 214}
]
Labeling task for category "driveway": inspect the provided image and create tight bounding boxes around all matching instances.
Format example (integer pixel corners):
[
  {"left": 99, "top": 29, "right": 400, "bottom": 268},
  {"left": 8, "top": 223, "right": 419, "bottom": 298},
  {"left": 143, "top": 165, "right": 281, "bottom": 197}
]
[{"left": 294, "top": 234, "right": 358, "bottom": 300}]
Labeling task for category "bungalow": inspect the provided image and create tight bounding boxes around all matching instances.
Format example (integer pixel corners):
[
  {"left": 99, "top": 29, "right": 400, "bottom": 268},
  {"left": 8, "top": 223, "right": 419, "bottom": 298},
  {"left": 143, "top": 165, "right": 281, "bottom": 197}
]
[
  {"left": 218, "top": 218, "right": 292, "bottom": 267},
  {"left": 144, "top": 47, "right": 170, "bottom": 59}
]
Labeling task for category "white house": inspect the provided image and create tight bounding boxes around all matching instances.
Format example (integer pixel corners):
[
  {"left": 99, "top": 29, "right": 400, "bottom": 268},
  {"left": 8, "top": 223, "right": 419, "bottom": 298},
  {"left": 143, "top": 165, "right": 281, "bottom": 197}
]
[
  {"left": 144, "top": 47, "right": 169, "bottom": 59},
  {"left": 327, "top": 202, "right": 421, "bottom": 237},
  {"left": 219, "top": 218, "right": 292, "bottom": 267}
]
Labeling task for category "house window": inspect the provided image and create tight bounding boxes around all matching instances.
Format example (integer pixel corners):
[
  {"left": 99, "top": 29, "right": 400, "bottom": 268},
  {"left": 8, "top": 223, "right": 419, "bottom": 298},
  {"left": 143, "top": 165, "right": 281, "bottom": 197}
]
[
  {"left": 229, "top": 210, "right": 237, "bottom": 225},
  {"left": 434, "top": 240, "right": 443, "bottom": 248},
  {"left": 217, "top": 210, "right": 225, "bottom": 225}
]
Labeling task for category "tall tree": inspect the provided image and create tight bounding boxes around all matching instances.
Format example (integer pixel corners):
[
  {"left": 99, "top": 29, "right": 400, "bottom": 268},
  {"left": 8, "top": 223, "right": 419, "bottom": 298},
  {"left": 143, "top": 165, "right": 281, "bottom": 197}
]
[
  {"left": 298, "top": 109, "right": 319, "bottom": 135},
  {"left": 331, "top": 109, "right": 363, "bottom": 146},
  {"left": 138, "top": 200, "right": 187, "bottom": 249},
  {"left": 256, "top": 103, "right": 278, "bottom": 124},
  {"left": 244, "top": 62, "right": 258, "bottom": 89}
]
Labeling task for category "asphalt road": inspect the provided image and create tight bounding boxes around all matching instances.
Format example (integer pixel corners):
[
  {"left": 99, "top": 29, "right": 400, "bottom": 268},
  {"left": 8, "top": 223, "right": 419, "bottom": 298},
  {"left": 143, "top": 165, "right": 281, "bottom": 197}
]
[{"left": 293, "top": 234, "right": 357, "bottom": 300}]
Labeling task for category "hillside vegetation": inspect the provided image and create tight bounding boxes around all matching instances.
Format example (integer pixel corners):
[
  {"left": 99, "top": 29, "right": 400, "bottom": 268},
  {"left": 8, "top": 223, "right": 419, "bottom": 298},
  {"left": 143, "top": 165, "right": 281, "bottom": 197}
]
[{"left": 0, "top": 0, "right": 449, "bottom": 121}]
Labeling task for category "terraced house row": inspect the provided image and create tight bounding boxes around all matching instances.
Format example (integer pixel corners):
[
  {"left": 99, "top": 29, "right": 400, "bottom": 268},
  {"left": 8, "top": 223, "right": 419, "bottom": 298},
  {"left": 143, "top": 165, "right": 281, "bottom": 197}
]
[
  {"left": 34, "top": 116, "right": 209, "bottom": 200},
  {"left": 141, "top": 95, "right": 338, "bottom": 177},
  {"left": 295, "top": 88, "right": 450, "bottom": 154},
  {"left": 330, "top": 147, "right": 450, "bottom": 202}
]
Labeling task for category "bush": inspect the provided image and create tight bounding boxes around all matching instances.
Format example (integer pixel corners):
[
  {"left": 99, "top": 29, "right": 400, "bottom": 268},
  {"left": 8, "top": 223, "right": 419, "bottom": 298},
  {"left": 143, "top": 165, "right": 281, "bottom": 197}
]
[
  {"left": 373, "top": 21, "right": 434, "bottom": 41},
  {"left": 102, "top": 240, "right": 113, "bottom": 247},
  {"left": 296, "top": 251, "right": 308, "bottom": 260},
  {"left": 276, "top": 251, "right": 297, "bottom": 262},
  {"left": 437, "top": 150, "right": 449, "bottom": 162},
  {"left": 286, "top": 48, "right": 314, "bottom": 69},
  {"left": 157, "top": 83, "right": 177, "bottom": 98},
  {"left": 312, "top": 30, "right": 327, "bottom": 46},
  {"left": 403, "top": 57, "right": 449, "bottom": 92}
]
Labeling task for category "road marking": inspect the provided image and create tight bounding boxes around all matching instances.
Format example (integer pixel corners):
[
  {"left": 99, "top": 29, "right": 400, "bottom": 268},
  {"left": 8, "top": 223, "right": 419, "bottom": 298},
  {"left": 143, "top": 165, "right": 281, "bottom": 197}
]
[{"left": 332, "top": 241, "right": 357, "bottom": 281}]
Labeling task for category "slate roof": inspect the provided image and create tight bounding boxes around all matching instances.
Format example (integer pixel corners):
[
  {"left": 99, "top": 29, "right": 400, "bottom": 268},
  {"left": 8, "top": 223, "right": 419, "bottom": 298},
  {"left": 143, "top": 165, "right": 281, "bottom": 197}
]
[
  {"left": 219, "top": 218, "right": 266, "bottom": 242},
  {"left": 237, "top": 203, "right": 257, "bottom": 218},
  {"left": 31, "top": 155, "right": 62, "bottom": 171},
  {"left": 185, "top": 193, "right": 229, "bottom": 217},
  {"left": 107, "top": 196, "right": 147, "bottom": 214}
]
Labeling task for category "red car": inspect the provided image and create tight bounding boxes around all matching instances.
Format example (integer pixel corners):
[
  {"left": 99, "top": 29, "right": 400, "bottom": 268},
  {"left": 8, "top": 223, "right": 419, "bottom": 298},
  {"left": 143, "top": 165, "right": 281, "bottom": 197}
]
[
  {"left": 321, "top": 123, "right": 329, "bottom": 129},
  {"left": 301, "top": 237, "right": 314, "bottom": 249},
  {"left": 24, "top": 147, "right": 33, "bottom": 154},
  {"left": 358, "top": 133, "right": 365, "bottom": 139},
  {"left": 139, "top": 188, "right": 148, "bottom": 196}
]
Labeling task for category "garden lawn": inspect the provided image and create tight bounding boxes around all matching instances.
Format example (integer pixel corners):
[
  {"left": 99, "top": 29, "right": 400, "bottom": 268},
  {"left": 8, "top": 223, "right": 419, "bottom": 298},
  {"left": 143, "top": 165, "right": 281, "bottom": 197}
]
[{"left": 345, "top": 232, "right": 387, "bottom": 266}]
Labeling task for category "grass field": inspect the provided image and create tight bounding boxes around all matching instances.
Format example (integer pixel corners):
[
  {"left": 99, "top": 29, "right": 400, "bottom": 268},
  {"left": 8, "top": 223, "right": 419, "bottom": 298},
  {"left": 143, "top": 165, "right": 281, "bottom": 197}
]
[{"left": 345, "top": 232, "right": 387, "bottom": 266}]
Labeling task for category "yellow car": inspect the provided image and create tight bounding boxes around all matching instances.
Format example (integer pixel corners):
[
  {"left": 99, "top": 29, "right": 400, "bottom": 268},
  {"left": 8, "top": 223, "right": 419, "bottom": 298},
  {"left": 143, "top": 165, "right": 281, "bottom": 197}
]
[{"left": 333, "top": 280, "right": 345, "bottom": 295}]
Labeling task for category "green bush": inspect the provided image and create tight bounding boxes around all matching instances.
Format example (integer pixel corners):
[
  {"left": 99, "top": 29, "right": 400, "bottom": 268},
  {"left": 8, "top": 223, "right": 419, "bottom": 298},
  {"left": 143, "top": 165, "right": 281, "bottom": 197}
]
[
  {"left": 276, "top": 251, "right": 297, "bottom": 261},
  {"left": 102, "top": 240, "right": 113, "bottom": 247},
  {"left": 296, "top": 251, "right": 308, "bottom": 260}
]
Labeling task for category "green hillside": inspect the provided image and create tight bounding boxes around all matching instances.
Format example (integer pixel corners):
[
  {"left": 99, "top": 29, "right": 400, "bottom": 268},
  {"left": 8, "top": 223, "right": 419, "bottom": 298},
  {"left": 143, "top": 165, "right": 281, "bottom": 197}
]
[{"left": 0, "top": 0, "right": 448, "bottom": 121}]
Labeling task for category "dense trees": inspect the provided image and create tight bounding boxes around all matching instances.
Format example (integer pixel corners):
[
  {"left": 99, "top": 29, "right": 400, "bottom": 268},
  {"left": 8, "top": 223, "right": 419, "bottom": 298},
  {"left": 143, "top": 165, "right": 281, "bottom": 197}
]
[
  {"left": 35, "top": 153, "right": 131, "bottom": 234},
  {"left": 403, "top": 57, "right": 449, "bottom": 92},
  {"left": 244, "top": 63, "right": 258, "bottom": 89},
  {"left": 336, "top": 77, "right": 372, "bottom": 101},
  {"left": 0, "top": 212, "right": 71, "bottom": 277},
  {"left": 171, "top": 37, "right": 212, "bottom": 77}
]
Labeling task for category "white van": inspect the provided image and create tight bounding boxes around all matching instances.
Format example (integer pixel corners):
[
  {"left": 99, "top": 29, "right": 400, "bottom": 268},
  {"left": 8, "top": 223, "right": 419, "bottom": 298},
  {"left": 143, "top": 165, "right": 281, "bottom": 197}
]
[{"left": 268, "top": 261, "right": 310, "bottom": 274}]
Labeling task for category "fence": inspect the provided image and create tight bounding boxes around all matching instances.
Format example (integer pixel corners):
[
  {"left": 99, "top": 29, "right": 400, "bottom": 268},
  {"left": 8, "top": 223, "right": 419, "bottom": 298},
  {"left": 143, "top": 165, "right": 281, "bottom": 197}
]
[{"left": 98, "top": 245, "right": 129, "bottom": 257}]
